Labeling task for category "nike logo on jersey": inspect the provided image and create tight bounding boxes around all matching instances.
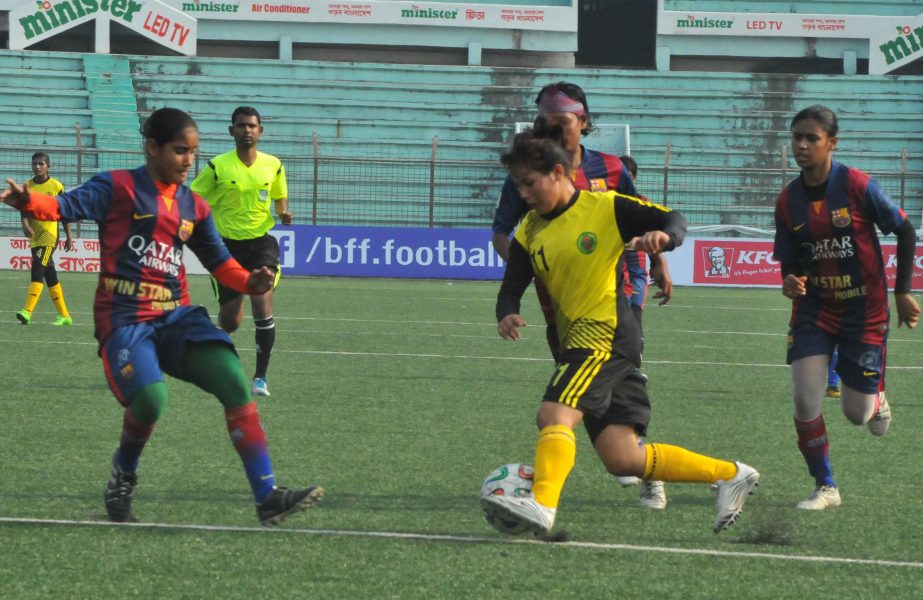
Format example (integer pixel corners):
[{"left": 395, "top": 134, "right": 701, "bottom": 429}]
[
  {"left": 793, "top": 223, "right": 806, "bottom": 231},
  {"left": 133, "top": 213, "right": 155, "bottom": 220},
  {"left": 863, "top": 371, "right": 878, "bottom": 377}
]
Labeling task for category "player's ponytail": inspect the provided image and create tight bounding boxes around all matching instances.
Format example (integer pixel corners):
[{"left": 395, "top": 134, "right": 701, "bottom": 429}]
[
  {"left": 501, "top": 116, "right": 571, "bottom": 175},
  {"left": 141, "top": 108, "right": 198, "bottom": 146}
]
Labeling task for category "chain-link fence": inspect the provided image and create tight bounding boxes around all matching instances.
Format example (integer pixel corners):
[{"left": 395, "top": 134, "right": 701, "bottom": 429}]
[{"left": 1, "top": 134, "right": 919, "bottom": 238}]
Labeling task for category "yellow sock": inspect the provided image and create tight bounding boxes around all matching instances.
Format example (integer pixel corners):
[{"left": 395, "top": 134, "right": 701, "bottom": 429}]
[
  {"left": 23, "top": 282, "right": 44, "bottom": 313},
  {"left": 48, "top": 283, "right": 70, "bottom": 318},
  {"left": 644, "top": 443, "right": 737, "bottom": 483},
  {"left": 532, "top": 424, "right": 576, "bottom": 509}
]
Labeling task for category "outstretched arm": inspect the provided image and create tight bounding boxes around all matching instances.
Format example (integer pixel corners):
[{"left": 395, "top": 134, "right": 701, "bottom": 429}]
[{"left": 2, "top": 178, "right": 31, "bottom": 210}]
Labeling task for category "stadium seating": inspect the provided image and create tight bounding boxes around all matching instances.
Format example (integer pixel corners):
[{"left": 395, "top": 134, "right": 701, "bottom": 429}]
[{"left": 0, "top": 48, "right": 920, "bottom": 230}]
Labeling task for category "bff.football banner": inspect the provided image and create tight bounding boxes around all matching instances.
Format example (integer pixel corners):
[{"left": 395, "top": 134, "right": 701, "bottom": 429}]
[{"left": 3, "top": 230, "right": 922, "bottom": 290}]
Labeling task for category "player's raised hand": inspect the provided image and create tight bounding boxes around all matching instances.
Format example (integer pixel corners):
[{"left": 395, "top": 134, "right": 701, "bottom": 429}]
[
  {"left": 498, "top": 314, "right": 527, "bottom": 341},
  {"left": 1, "top": 179, "right": 30, "bottom": 209},
  {"left": 782, "top": 274, "right": 807, "bottom": 299},
  {"left": 895, "top": 293, "right": 920, "bottom": 329},
  {"left": 247, "top": 266, "right": 275, "bottom": 295},
  {"left": 629, "top": 231, "right": 670, "bottom": 255}
]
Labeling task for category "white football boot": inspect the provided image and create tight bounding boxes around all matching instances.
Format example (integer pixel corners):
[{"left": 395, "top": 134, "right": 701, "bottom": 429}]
[
  {"left": 639, "top": 480, "right": 667, "bottom": 510},
  {"left": 481, "top": 493, "right": 556, "bottom": 535},
  {"left": 867, "top": 394, "right": 891, "bottom": 436},
  {"left": 796, "top": 485, "right": 842, "bottom": 510},
  {"left": 713, "top": 462, "right": 760, "bottom": 533}
]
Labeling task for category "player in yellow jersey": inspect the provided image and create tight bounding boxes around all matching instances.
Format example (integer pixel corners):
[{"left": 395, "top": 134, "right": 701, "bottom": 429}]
[
  {"left": 191, "top": 107, "right": 292, "bottom": 397},
  {"left": 16, "top": 152, "right": 73, "bottom": 326},
  {"left": 482, "top": 120, "right": 760, "bottom": 536}
]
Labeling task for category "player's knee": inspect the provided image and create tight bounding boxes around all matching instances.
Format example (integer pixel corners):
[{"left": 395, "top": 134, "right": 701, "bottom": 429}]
[
  {"left": 130, "top": 382, "right": 169, "bottom": 424},
  {"left": 601, "top": 455, "right": 640, "bottom": 477},
  {"left": 219, "top": 314, "right": 241, "bottom": 333},
  {"left": 841, "top": 400, "right": 871, "bottom": 425}
]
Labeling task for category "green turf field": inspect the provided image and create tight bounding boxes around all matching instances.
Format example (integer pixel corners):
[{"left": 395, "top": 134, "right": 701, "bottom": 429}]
[{"left": 1, "top": 272, "right": 921, "bottom": 598}]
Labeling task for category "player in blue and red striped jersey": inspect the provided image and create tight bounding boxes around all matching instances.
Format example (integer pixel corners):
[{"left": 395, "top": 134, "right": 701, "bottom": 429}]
[
  {"left": 491, "top": 83, "right": 672, "bottom": 509},
  {"left": 619, "top": 154, "right": 668, "bottom": 333},
  {"left": 1, "top": 108, "right": 323, "bottom": 525},
  {"left": 773, "top": 105, "right": 920, "bottom": 511}
]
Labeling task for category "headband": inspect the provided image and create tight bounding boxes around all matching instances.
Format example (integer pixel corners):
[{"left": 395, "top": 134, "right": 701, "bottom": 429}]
[{"left": 537, "top": 88, "right": 586, "bottom": 116}]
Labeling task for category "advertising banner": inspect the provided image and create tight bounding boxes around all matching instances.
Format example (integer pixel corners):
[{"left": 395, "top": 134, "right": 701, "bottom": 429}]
[
  {"left": 9, "top": 0, "right": 197, "bottom": 54},
  {"left": 869, "top": 17, "right": 923, "bottom": 76},
  {"left": 656, "top": 0, "right": 922, "bottom": 75},
  {"left": 677, "top": 237, "right": 923, "bottom": 292},
  {"left": 160, "top": 0, "right": 577, "bottom": 32},
  {"left": 0, "top": 226, "right": 504, "bottom": 279},
  {"left": 5, "top": 231, "right": 922, "bottom": 291},
  {"left": 657, "top": 9, "right": 893, "bottom": 39},
  {"left": 274, "top": 224, "right": 505, "bottom": 279}
]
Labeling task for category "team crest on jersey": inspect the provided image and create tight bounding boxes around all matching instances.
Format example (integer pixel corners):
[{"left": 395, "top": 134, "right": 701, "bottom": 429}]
[
  {"left": 178, "top": 219, "right": 194, "bottom": 241},
  {"left": 589, "top": 178, "right": 607, "bottom": 192},
  {"left": 116, "top": 349, "right": 134, "bottom": 380},
  {"left": 577, "top": 231, "right": 598, "bottom": 254},
  {"left": 120, "top": 363, "right": 135, "bottom": 381},
  {"left": 831, "top": 208, "right": 851, "bottom": 228}
]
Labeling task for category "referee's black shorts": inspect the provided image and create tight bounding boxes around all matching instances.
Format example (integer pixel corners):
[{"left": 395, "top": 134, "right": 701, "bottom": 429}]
[
  {"left": 542, "top": 348, "right": 651, "bottom": 444},
  {"left": 212, "top": 234, "right": 280, "bottom": 305}
]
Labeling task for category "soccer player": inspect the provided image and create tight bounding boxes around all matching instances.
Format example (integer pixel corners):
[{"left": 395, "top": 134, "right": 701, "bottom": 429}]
[
  {"left": 482, "top": 121, "right": 760, "bottom": 536},
  {"left": 191, "top": 106, "right": 291, "bottom": 397},
  {"left": 1, "top": 107, "right": 322, "bottom": 525},
  {"left": 619, "top": 155, "right": 663, "bottom": 330},
  {"left": 773, "top": 105, "right": 919, "bottom": 510},
  {"left": 16, "top": 152, "right": 74, "bottom": 326},
  {"left": 490, "top": 82, "right": 671, "bottom": 509}
]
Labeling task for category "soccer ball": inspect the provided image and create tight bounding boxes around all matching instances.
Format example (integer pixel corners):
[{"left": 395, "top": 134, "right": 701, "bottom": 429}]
[{"left": 480, "top": 463, "right": 534, "bottom": 535}]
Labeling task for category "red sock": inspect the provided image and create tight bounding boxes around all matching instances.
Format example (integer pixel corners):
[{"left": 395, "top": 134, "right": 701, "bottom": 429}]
[
  {"left": 226, "top": 402, "right": 275, "bottom": 502},
  {"left": 116, "top": 408, "right": 155, "bottom": 472}
]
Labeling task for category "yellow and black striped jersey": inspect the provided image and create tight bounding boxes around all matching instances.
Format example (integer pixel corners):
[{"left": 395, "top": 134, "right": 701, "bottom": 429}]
[
  {"left": 497, "top": 189, "right": 686, "bottom": 358},
  {"left": 25, "top": 177, "right": 65, "bottom": 248}
]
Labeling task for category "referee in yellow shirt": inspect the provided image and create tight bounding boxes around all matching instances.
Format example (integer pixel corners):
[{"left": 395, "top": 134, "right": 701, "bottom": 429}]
[
  {"left": 191, "top": 107, "right": 292, "bottom": 397},
  {"left": 17, "top": 152, "right": 74, "bottom": 326}
]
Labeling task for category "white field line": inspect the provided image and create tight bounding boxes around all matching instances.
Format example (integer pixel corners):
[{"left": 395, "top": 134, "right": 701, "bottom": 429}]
[
  {"left": 1, "top": 516, "right": 921, "bottom": 570},
  {"left": 10, "top": 311, "right": 923, "bottom": 345},
  {"left": 1, "top": 338, "right": 921, "bottom": 370}
]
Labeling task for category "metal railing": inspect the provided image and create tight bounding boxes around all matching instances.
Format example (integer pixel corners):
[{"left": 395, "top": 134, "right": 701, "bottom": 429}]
[{"left": 1, "top": 132, "right": 919, "bottom": 238}]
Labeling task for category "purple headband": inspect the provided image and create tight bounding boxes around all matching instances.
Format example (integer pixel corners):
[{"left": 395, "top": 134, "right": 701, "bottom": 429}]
[{"left": 537, "top": 88, "right": 586, "bottom": 116}]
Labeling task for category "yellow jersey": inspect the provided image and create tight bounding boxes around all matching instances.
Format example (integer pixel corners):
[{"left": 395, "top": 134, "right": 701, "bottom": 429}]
[
  {"left": 501, "top": 189, "right": 684, "bottom": 356},
  {"left": 26, "top": 177, "right": 65, "bottom": 248},
  {"left": 190, "top": 150, "right": 288, "bottom": 240}
]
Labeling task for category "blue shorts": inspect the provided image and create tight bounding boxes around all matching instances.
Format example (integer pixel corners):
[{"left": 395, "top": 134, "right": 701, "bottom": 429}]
[
  {"left": 101, "top": 305, "right": 235, "bottom": 406},
  {"left": 787, "top": 325, "right": 887, "bottom": 394}
]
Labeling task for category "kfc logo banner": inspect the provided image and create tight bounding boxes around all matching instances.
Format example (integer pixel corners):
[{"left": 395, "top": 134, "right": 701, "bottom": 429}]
[
  {"left": 683, "top": 237, "right": 923, "bottom": 290},
  {"left": 693, "top": 240, "right": 779, "bottom": 285}
]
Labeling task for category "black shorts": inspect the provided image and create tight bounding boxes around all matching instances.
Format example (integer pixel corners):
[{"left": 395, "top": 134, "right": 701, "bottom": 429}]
[
  {"left": 212, "top": 234, "right": 280, "bottom": 305},
  {"left": 543, "top": 348, "right": 651, "bottom": 444}
]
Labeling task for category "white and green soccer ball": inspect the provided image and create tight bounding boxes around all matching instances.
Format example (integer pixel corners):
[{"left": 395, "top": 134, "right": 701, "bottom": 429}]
[{"left": 480, "top": 463, "right": 534, "bottom": 534}]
